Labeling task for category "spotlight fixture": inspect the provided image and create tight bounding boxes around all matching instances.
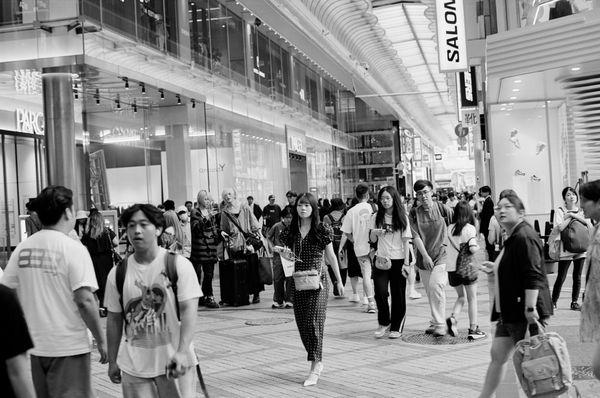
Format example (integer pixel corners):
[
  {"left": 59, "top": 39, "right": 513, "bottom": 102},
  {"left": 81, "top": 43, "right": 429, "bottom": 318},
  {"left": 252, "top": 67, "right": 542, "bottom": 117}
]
[
  {"left": 191, "top": 99, "right": 196, "bottom": 108},
  {"left": 73, "top": 89, "right": 78, "bottom": 99},
  {"left": 123, "top": 77, "right": 129, "bottom": 89},
  {"left": 140, "top": 83, "right": 145, "bottom": 94},
  {"left": 133, "top": 100, "right": 137, "bottom": 113},
  {"left": 176, "top": 94, "right": 181, "bottom": 105},
  {"left": 116, "top": 94, "right": 121, "bottom": 109},
  {"left": 159, "top": 89, "right": 165, "bottom": 100},
  {"left": 95, "top": 88, "right": 100, "bottom": 104}
]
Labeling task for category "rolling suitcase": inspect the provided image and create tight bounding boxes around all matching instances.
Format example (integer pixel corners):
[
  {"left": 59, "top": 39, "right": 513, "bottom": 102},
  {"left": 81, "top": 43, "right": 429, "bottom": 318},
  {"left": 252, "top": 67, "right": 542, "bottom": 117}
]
[{"left": 219, "top": 257, "right": 250, "bottom": 307}]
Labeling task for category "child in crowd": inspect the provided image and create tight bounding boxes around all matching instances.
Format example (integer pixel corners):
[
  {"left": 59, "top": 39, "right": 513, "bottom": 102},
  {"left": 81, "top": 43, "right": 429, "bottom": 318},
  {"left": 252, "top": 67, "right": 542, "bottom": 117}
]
[{"left": 267, "top": 207, "right": 294, "bottom": 309}]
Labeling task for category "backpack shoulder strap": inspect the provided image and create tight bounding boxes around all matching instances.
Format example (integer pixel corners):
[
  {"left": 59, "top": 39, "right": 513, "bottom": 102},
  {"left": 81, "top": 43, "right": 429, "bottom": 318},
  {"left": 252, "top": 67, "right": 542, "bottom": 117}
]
[
  {"left": 437, "top": 201, "right": 450, "bottom": 226},
  {"left": 116, "top": 256, "right": 129, "bottom": 316},
  {"left": 165, "top": 251, "right": 180, "bottom": 321}
]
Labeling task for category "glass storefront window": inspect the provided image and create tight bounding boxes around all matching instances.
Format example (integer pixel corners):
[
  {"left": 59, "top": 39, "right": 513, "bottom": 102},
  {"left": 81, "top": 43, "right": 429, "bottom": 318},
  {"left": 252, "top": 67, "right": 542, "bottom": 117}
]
[
  {"left": 280, "top": 48, "right": 291, "bottom": 102},
  {"left": 252, "top": 29, "right": 271, "bottom": 96},
  {"left": 227, "top": 9, "right": 245, "bottom": 85},
  {"left": 136, "top": 0, "right": 166, "bottom": 51},
  {"left": 189, "top": 0, "right": 211, "bottom": 69},
  {"left": 100, "top": 0, "right": 137, "bottom": 39},
  {"left": 323, "top": 79, "right": 338, "bottom": 128},
  {"left": 269, "top": 41, "right": 284, "bottom": 102},
  {"left": 518, "top": 0, "right": 595, "bottom": 27},
  {"left": 209, "top": 0, "right": 230, "bottom": 77}
]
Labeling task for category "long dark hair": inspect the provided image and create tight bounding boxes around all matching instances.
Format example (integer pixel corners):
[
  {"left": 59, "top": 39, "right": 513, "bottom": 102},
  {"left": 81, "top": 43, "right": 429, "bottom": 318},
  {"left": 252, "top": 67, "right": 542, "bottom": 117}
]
[
  {"left": 375, "top": 186, "right": 407, "bottom": 232},
  {"left": 451, "top": 200, "right": 476, "bottom": 236},
  {"left": 289, "top": 192, "right": 320, "bottom": 239}
]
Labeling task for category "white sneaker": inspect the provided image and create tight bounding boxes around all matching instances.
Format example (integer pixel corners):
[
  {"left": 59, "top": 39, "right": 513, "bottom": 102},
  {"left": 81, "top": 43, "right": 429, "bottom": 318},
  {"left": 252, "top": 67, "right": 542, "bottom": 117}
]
[
  {"left": 374, "top": 325, "right": 390, "bottom": 338},
  {"left": 361, "top": 296, "right": 369, "bottom": 305},
  {"left": 348, "top": 293, "right": 360, "bottom": 303},
  {"left": 409, "top": 290, "right": 422, "bottom": 299}
]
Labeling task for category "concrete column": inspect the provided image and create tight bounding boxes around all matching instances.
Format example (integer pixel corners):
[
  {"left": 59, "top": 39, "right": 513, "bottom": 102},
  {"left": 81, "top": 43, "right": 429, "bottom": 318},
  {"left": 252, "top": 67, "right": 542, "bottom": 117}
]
[
  {"left": 42, "top": 71, "right": 77, "bottom": 192},
  {"left": 165, "top": 124, "right": 193, "bottom": 204}
]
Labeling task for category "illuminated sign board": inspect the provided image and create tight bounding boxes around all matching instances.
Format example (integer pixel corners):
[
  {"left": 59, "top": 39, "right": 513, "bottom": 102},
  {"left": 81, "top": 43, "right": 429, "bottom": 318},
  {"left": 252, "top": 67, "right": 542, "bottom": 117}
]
[
  {"left": 15, "top": 108, "right": 44, "bottom": 135},
  {"left": 436, "top": 0, "right": 468, "bottom": 72}
]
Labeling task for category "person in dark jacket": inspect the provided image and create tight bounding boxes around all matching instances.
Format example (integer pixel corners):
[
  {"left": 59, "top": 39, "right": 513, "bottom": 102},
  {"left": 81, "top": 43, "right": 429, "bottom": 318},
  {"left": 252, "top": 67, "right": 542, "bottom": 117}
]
[
  {"left": 479, "top": 192, "right": 552, "bottom": 398},
  {"left": 478, "top": 186, "right": 495, "bottom": 261},
  {"left": 190, "top": 190, "right": 220, "bottom": 308}
]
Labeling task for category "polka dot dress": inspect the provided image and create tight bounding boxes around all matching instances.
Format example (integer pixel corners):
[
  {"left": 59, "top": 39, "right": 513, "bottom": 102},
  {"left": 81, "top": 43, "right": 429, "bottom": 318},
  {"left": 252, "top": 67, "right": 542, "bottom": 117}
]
[{"left": 282, "top": 223, "right": 332, "bottom": 361}]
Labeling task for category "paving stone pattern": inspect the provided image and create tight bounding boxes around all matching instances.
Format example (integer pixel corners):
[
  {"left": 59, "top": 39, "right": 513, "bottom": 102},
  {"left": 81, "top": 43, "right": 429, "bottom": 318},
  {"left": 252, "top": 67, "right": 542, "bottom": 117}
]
[{"left": 92, "top": 245, "right": 600, "bottom": 397}]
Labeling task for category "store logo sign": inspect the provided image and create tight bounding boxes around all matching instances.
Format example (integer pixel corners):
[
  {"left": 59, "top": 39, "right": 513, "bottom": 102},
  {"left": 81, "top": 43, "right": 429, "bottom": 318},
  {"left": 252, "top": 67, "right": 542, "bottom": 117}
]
[
  {"left": 286, "top": 126, "right": 306, "bottom": 155},
  {"left": 15, "top": 108, "right": 44, "bottom": 135},
  {"left": 436, "top": 0, "right": 468, "bottom": 72},
  {"left": 14, "top": 69, "right": 42, "bottom": 95}
]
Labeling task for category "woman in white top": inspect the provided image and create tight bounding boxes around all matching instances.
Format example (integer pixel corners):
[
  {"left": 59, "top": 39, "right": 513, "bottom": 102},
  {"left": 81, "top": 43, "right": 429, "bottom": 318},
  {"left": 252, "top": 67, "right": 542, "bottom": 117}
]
[
  {"left": 369, "top": 186, "right": 412, "bottom": 339},
  {"left": 551, "top": 187, "right": 590, "bottom": 311},
  {"left": 445, "top": 201, "right": 486, "bottom": 340}
]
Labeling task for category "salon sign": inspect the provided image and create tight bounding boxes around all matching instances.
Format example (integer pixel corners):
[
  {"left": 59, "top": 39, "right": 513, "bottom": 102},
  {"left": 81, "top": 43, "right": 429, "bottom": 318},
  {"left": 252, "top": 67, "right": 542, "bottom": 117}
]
[
  {"left": 15, "top": 108, "right": 44, "bottom": 135},
  {"left": 435, "top": 0, "right": 468, "bottom": 72}
]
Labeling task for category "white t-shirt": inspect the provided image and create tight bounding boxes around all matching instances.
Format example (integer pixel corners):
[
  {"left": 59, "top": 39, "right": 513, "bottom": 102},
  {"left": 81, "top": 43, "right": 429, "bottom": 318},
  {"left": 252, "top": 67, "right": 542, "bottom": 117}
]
[
  {"left": 445, "top": 223, "right": 478, "bottom": 272},
  {"left": 1, "top": 229, "right": 98, "bottom": 356},
  {"left": 341, "top": 202, "right": 374, "bottom": 257},
  {"left": 370, "top": 213, "right": 412, "bottom": 260},
  {"left": 104, "top": 248, "right": 202, "bottom": 378}
]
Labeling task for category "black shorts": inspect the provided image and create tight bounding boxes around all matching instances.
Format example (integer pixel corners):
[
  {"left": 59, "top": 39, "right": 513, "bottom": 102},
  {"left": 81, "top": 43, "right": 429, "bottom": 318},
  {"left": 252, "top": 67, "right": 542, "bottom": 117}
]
[
  {"left": 448, "top": 271, "right": 477, "bottom": 287},
  {"left": 346, "top": 243, "right": 362, "bottom": 278},
  {"left": 494, "top": 319, "right": 528, "bottom": 345}
]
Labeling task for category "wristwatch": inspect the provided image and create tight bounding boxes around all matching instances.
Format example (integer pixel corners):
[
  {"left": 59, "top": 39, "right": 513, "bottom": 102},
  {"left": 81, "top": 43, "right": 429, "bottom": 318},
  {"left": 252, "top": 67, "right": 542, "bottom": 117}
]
[{"left": 526, "top": 307, "right": 535, "bottom": 312}]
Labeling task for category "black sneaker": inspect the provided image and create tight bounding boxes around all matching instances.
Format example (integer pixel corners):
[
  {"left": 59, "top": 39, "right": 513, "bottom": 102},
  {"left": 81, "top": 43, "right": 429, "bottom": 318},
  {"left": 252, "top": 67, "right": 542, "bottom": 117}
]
[
  {"left": 252, "top": 294, "right": 260, "bottom": 304},
  {"left": 205, "top": 296, "right": 220, "bottom": 309},
  {"left": 446, "top": 316, "right": 458, "bottom": 337},
  {"left": 468, "top": 327, "right": 487, "bottom": 340},
  {"left": 571, "top": 302, "right": 581, "bottom": 311},
  {"left": 198, "top": 297, "right": 207, "bottom": 306},
  {"left": 99, "top": 307, "right": 107, "bottom": 318}
]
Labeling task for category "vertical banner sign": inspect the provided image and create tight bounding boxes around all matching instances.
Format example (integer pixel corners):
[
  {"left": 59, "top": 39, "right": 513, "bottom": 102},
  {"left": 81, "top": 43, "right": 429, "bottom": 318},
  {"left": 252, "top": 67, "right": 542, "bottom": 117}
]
[
  {"left": 461, "top": 108, "right": 480, "bottom": 159},
  {"left": 436, "top": 0, "right": 468, "bottom": 72},
  {"left": 459, "top": 66, "right": 478, "bottom": 108},
  {"left": 413, "top": 136, "right": 423, "bottom": 161}
]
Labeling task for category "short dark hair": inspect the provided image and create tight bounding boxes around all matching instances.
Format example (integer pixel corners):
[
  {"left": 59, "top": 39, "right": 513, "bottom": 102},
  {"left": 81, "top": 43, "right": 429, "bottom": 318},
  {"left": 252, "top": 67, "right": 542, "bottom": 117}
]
[
  {"left": 163, "top": 200, "right": 175, "bottom": 211},
  {"left": 121, "top": 203, "right": 165, "bottom": 230},
  {"left": 580, "top": 180, "right": 600, "bottom": 202},
  {"left": 479, "top": 186, "right": 492, "bottom": 195},
  {"left": 286, "top": 190, "right": 297, "bottom": 198},
  {"left": 414, "top": 179, "right": 433, "bottom": 192},
  {"left": 561, "top": 187, "right": 578, "bottom": 202},
  {"left": 498, "top": 189, "right": 517, "bottom": 201},
  {"left": 280, "top": 206, "right": 293, "bottom": 218},
  {"left": 31, "top": 185, "right": 73, "bottom": 226},
  {"left": 185, "top": 201, "right": 193, "bottom": 206},
  {"left": 448, "top": 192, "right": 455, "bottom": 199},
  {"left": 499, "top": 193, "right": 525, "bottom": 212},
  {"left": 355, "top": 183, "right": 370, "bottom": 199},
  {"left": 247, "top": 196, "right": 254, "bottom": 200},
  {"left": 330, "top": 198, "right": 345, "bottom": 211}
]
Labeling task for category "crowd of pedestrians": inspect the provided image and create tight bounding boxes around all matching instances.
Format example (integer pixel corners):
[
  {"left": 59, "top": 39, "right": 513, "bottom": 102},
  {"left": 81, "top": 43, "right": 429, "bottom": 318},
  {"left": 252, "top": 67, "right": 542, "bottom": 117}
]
[{"left": 2, "top": 178, "right": 600, "bottom": 397}]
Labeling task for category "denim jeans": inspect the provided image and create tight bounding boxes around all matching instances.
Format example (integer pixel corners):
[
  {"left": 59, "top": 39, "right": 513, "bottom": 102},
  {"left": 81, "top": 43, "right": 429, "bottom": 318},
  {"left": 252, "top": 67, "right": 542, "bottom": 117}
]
[{"left": 373, "top": 259, "right": 407, "bottom": 332}]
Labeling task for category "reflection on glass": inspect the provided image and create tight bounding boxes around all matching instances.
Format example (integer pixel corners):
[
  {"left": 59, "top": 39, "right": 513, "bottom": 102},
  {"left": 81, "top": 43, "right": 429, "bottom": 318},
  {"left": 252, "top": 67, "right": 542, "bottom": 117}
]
[
  {"left": 209, "top": 0, "right": 230, "bottom": 76},
  {"left": 227, "top": 9, "right": 245, "bottom": 84}
]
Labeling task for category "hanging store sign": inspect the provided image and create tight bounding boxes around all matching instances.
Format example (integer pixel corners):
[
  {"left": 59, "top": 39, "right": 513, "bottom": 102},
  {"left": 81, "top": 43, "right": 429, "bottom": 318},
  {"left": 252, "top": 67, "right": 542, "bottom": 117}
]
[
  {"left": 461, "top": 108, "right": 480, "bottom": 136},
  {"left": 459, "top": 66, "right": 478, "bottom": 107},
  {"left": 14, "top": 69, "right": 42, "bottom": 95},
  {"left": 413, "top": 136, "right": 423, "bottom": 161},
  {"left": 435, "top": 0, "right": 468, "bottom": 72},
  {"left": 15, "top": 108, "right": 44, "bottom": 135}
]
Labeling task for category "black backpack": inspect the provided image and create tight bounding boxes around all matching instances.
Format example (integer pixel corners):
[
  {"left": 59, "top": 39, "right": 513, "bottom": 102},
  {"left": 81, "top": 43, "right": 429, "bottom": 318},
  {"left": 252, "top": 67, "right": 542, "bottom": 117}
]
[
  {"left": 327, "top": 213, "right": 344, "bottom": 251},
  {"left": 115, "top": 251, "right": 180, "bottom": 320}
]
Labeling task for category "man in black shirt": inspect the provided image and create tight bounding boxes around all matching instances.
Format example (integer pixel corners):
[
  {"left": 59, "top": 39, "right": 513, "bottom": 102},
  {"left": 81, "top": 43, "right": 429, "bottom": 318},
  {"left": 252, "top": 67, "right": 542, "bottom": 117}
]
[
  {"left": 282, "top": 190, "right": 298, "bottom": 215},
  {"left": 0, "top": 285, "right": 35, "bottom": 398},
  {"left": 478, "top": 186, "right": 495, "bottom": 261},
  {"left": 247, "top": 196, "right": 263, "bottom": 222},
  {"left": 262, "top": 194, "right": 281, "bottom": 231}
]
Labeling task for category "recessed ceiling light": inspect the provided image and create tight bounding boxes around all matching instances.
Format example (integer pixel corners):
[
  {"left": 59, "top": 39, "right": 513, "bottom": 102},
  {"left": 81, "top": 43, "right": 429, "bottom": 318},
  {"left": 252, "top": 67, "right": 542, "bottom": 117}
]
[
  {"left": 571, "top": 67, "right": 581, "bottom": 71},
  {"left": 510, "top": 96, "right": 517, "bottom": 100},
  {"left": 508, "top": 103, "right": 514, "bottom": 105},
  {"left": 506, "top": 113, "right": 511, "bottom": 116},
  {"left": 500, "top": 107, "right": 506, "bottom": 111},
  {"left": 514, "top": 79, "right": 522, "bottom": 83},
  {"left": 512, "top": 88, "right": 520, "bottom": 92}
]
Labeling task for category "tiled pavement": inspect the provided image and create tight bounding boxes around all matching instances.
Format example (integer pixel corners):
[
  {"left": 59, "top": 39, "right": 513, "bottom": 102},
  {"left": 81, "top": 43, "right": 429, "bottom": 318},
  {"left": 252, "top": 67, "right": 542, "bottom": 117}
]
[{"left": 92, "top": 249, "right": 600, "bottom": 397}]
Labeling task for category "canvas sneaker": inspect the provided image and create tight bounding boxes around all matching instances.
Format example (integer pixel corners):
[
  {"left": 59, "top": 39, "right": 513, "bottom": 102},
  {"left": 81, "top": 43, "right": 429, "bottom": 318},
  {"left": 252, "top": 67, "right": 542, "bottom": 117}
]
[
  {"left": 432, "top": 326, "right": 446, "bottom": 337},
  {"left": 272, "top": 302, "right": 285, "bottom": 309},
  {"left": 366, "top": 302, "right": 377, "bottom": 313},
  {"left": 388, "top": 331, "right": 402, "bottom": 339},
  {"left": 425, "top": 325, "right": 436, "bottom": 334},
  {"left": 284, "top": 301, "right": 293, "bottom": 309},
  {"left": 468, "top": 327, "right": 487, "bottom": 340},
  {"left": 348, "top": 293, "right": 360, "bottom": 303},
  {"left": 446, "top": 316, "right": 458, "bottom": 337},
  {"left": 374, "top": 325, "right": 390, "bottom": 338},
  {"left": 361, "top": 296, "right": 369, "bottom": 305}
]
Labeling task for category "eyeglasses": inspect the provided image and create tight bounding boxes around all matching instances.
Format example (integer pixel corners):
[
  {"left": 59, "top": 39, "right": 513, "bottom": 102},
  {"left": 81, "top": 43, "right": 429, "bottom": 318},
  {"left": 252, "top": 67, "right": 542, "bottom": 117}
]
[
  {"left": 416, "top": 189, "right": 432, "bottom": 197},
  {"left": 494, "top": 204, "right": 515, "bottom": 211}
]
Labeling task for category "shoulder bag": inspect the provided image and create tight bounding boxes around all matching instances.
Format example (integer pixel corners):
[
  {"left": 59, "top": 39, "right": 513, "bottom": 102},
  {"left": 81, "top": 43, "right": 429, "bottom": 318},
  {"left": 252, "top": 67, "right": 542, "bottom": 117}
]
[
  {"left": 447, "top": 231, "right": 478, "bottom": 280},
  {"left": 224, "top": 211, "right": 264, "bottom": 251},
  {"left": 291, "top": 240, "right": 322, "bottom": 291}
]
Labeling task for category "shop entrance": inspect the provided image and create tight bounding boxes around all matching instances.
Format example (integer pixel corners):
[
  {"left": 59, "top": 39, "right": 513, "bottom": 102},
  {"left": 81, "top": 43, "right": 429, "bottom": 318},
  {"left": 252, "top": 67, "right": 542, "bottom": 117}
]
[
  {"left": 0, "top": 130, "right": 46, "bottom": 265},
  {"left": 289, "top": 152, "right": 308, "bottom": 194}
]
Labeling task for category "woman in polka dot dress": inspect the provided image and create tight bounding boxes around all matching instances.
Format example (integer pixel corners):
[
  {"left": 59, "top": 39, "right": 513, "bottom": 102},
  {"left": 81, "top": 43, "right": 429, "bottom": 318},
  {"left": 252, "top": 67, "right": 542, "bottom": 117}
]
[{"left": 280, "top": 193, "right": 344, "bottom": 386}]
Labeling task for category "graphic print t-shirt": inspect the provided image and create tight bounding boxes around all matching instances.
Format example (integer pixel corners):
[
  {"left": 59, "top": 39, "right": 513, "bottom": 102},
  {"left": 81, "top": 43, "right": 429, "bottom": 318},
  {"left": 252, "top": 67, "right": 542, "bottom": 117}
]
[
  {"left": 105, "top": 249, "right": 201, "bottom": 377},
  {"left": 341, "top": 202, "right": 374, "bottom": 257},
  {"left": 370, "top": 213, "right": 412, "bottom": 260},
  {"left": 1, "top": 229, "right": 98, "bottom": 356}
]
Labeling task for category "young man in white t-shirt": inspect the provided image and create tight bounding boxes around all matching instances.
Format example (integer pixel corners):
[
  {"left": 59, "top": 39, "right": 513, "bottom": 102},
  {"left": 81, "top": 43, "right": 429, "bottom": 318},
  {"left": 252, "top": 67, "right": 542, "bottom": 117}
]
[
  {"left": 1, "top": 185, "right": 107, "bottom": 397},
  {"left": 341, "top": 183, "right": 376, "bottom": 313},
  {"left": 105, "top": 203, "right": 201, "bottom": 398}
]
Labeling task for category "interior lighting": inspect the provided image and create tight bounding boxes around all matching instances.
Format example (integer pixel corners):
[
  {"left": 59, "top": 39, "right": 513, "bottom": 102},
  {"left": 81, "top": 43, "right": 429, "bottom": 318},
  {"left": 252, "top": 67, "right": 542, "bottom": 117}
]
[
  {"left": 512, "top": 89, "right": 520, "bottom": 92},
  {"left": 159, "top": 89, "right": 165, "bottom": 100},
  {"left": 103, "top": 135, "right": 141, "bottom": 144},
  {"left": 510, "top": 96, "right": 517, "bottom": 100},
  {"left": 514, "top": 79, "right": 522, "bottom": 83},
  {"left": 123, "top": 77, "right": 129, "bottom": 89},
  {"left": 571, "top": 67, "right": 581, "bottom": 71},
  {"left": 133, "top": 100, "right": 137, "bottom": 113},
  {"left": 73, "top": 89, "right": 78, "bottom": 99},
  {"left": 95, "top": 88, "right": 100, "bottom": 104},
  {"left": 116, "top": 95, "right": 121, "bottom": 109}
]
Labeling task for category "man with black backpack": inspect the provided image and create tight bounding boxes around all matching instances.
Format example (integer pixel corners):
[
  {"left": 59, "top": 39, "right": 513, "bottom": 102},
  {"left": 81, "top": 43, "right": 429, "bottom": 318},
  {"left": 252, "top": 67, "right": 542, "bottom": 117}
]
[{"left": 104, "top": 204, "right": 201, "bottom": 398}]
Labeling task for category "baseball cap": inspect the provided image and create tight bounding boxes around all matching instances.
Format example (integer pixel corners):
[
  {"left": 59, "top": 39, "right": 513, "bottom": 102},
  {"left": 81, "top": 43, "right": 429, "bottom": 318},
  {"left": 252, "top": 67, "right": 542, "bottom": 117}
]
[
  {"left": 176, "top": 205, "right": 188, "bottom": 214},
  {"left": 268, "top": 194, "right": 275, "bottom": 200}
]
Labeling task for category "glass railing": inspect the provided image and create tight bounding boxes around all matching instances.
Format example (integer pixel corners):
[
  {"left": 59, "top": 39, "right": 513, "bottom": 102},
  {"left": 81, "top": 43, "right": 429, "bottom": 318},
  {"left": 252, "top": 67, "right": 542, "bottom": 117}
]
[
  {"left": 0, "top": 0, "right": 79, "bottom": 27},
  {"left": 519, "top": 0, "right": 596, "bottom": 27}
]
